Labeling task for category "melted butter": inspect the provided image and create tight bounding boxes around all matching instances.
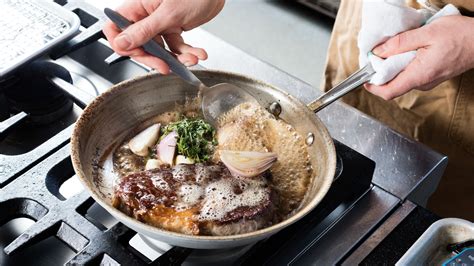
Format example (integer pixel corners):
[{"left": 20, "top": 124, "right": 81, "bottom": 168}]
[
  {"left": 107, "top": 100, "right": 312, "bottom": 228},
  {"left": 216, "top": 102, "right": 313, "bottom": 215}
]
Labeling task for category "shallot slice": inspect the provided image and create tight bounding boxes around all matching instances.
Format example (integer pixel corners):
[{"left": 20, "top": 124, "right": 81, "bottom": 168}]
[
  {"left": 220, "top": 150, "right": 277, "bottom": 178},
  {"left": 128, "top": 124, "right": 161, "bottom": 156},
  {"left": 157, "top": 131, "right": 178, "bottom": 165}
]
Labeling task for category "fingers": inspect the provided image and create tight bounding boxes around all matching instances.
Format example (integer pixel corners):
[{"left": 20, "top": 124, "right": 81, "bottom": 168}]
[
  {"left": 372, "top": 27, "right": 431, "bottom": 58},
  {"left": 163, "top": 33, "right": 208, "bottom": 66},
  {"left": 364, "top": 82, "right": 411, "bottom": 100},
  {"left": 102, "top": 1, "right": 210, "bottom": 73},
  {"left": 176, "top": 53, "right": 199, "bottom": 67},
  {"left": 103, "top": 0, "right": 151, "bottom": 54},
  {"left": 114, "top": 8, "right": 176, "bottom": 51},
  {"left": 103, "top": 21, "right": 143, "bottom": 57},
  {"left": 132, "top": 54, "right": 170, "bottom": 74},
  {"left": 364, "top": 56, "right": 432, "bottom": 100},
  {"left": 164, "top": 33, "right": 208, "bottom": 60}
]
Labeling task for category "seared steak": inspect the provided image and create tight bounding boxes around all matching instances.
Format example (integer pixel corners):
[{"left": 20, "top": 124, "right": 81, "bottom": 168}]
[{"left": 113, "top": 163, "right": 276, "bottom": 236}]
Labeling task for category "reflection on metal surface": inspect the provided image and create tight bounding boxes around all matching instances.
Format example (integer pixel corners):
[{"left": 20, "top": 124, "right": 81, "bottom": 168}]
[
  {"left": 138, "top": 235, "right": 253, "bottom": 266},
  {"left": 342, "top": 201, "right": 417, "bottom": 265},
  {"left": 290, "top": 187, "right": 400, "bottom": 265},
  {"left": 268, "top": 101, "right": 282, "bottom": 117},
  {"left": 306, "top": 132, "right": 315, "bottom": 146}
]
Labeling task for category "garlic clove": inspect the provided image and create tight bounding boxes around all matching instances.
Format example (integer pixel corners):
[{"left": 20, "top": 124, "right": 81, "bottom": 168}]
[
  {"left": 220, "top": 150, "right": 277, "bottom": 178},
  {"left": 145, "top": 159, "right": 164, "bottom": 170},
  {"left": 157, "top": 131, "right": 178, "bottom": 166},
  {"left": 128, "top": 124, "right": 161, "bottom": 156},
  {"left": 176, "top": 155, "right": 195, "bottom": 165}
]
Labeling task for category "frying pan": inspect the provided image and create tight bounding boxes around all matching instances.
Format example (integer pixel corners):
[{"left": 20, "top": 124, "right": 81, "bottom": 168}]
[{"left": 68, "top": 69, "right": 353, "bottom": 249}]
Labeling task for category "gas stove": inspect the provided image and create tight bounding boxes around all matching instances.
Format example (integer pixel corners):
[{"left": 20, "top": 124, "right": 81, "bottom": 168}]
[{"left": 1, "top": 1, "right": 448, "bottom": 265}]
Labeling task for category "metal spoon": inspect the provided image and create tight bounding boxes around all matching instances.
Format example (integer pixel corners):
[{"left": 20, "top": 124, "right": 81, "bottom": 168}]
[{"left": 104, "top": 8, "right": 257, "bottom": 127}]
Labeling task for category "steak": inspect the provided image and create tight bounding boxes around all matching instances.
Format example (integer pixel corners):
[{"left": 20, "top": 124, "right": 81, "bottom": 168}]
[{"left": 113, "top": 163, "right": 276, "bottom": 236}]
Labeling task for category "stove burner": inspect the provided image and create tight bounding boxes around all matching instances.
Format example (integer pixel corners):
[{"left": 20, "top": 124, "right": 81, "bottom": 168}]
[
  {"left": 0, "top": 93, "right": 8, "bottom": 121},
  {"left": 0, "top": 61, "right": 73, "bottom": 125}
]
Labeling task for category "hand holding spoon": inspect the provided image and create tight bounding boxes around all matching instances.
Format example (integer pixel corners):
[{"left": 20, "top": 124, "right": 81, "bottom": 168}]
[{"left": 104, "top": 8, "right": 257, "bottom": 127}]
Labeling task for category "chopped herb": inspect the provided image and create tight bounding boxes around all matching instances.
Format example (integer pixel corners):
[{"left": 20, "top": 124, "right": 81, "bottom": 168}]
[{"left": 161, "top": 118, "right": 217, "bottom": 162}]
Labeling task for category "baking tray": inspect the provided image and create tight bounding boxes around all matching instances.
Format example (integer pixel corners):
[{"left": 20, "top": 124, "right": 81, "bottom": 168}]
[
  {"left": 396, "top": 218, "right": 474, "bottom": 265},
  {"left": 0, "top": 0, "right": 80, "bottom": 78}
]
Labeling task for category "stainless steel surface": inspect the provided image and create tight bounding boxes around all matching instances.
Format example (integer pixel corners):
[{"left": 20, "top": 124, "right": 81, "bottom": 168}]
[
  {"left": 296, "top": 0, "right": 341, "bottom": 18},
  {"left": 104, "top": 52, "right": 128, "bottom": 65},
  {"left": 342, "top": 200, "right": 417, "bottom": 265},
  {"left": 0, "top": 112, "right": 28, "bottom": 139},
  {"left": 306, "top": 132, "right": 315, "bottom": 146},
  {"left": 139, "top": 235, "right": 254, "bottom": 265},
  {"left": 70, "top": 70, "right": 336, "bottom": 249},
  {"left": 266, "top": 186, "right": 400, "bottom": 265},
  {"left": 268, "top": 102, "right": 282, "bottom": 116},
  {"left": 50, "top": 77, "right": 95, "bottom": 108},
  {"left": 308, "top": 63, "right": 375, "bottom": 113},
  {"left": 183, "top": 28, "right": 448, "bottom": 203}
]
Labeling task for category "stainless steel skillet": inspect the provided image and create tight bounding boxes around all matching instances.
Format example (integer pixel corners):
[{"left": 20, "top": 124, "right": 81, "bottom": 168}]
[{"left": 62, "top": 54, "right": 374, "bottom": 250}]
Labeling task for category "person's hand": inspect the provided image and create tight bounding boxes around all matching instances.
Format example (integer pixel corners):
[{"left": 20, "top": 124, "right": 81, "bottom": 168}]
[
  {"left": 103, "top": 0, "right": 225, "bottom": 74},
  {"left": 365, "top": 15, "right": 474, "bottom": 100}
]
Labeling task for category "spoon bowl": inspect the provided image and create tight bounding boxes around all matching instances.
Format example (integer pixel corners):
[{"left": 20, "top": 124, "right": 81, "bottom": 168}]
[
  {"left": 104, "top": 8, "right": 259, "bottom": 126},
  {"left": 201, "top": 83, "right": 258, "bottom": 126}
]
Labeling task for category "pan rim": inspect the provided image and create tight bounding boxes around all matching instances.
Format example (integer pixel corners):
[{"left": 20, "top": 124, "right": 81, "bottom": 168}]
[{"left": 70, "top": 69, "right": 336, "bottom": 243}]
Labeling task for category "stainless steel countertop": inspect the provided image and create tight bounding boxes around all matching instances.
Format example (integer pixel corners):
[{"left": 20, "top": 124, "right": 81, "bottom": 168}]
[{"left": 183, "top": 29, "right": 448, "bottom": 202}]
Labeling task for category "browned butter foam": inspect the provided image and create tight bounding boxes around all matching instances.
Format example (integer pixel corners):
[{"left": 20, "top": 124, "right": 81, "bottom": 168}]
[
  {"left": 215, "top": 102, "right": 313, "bottom": 215},
  {"left": 109, "top": 101, "right": 313, "bottom": 224}
]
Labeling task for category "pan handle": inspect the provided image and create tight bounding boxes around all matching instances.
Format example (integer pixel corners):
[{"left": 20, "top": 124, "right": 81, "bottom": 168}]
[
  {"left": 308, "top": 64, "right": 375, "bottom": 113},
  {"left": 49, "top": 77, "right": 95, "bottom": 109}
]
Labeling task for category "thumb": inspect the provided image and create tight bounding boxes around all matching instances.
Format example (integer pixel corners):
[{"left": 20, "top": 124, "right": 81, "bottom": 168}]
[
  {"left": 372, "top": 27, "right": 429, "bottom": 58},
  {"left": 114, "top": 11, "right": 174, "bottom": 51}
]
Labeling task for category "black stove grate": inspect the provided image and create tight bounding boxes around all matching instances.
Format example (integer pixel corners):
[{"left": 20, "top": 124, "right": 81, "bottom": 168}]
[
  {"left": 0, "top": 139, "right": 374, "bottom": 265},
  {"left": 0, "top": 144, "right": 194, "bottom": 265}
]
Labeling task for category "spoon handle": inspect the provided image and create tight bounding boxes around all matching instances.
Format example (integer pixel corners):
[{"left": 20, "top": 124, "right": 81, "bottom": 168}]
[
  {"left": 104, "top": 8, "right": 202, "bottom": 87},
  {"left": 308, "top": 63, "right": 375, "bottom": 113}
]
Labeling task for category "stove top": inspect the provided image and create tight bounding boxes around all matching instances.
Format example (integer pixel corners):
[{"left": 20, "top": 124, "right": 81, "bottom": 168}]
[
  {"left": 0, "top": 1, "right": 377, "bottom": 265},
  {"left": 0, "top": 136, "right": 374, "bottom": 265},
  {"left": 1, "top": 0, "right": 447, "bottom": 265}
]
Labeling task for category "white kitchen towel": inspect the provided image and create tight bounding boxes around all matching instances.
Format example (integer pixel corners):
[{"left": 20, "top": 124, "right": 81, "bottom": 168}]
[{"left": 358, "top": 0, "right": 460, "bottom": 85}]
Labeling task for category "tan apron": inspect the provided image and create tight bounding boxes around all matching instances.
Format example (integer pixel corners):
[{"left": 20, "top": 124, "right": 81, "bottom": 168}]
[{"left": 322, "top": 0, "right": 474, "bottom": 220}]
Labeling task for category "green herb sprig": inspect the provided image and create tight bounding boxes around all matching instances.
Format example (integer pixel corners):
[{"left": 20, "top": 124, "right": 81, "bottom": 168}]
[{"left": 161, "top": 118, "right": 217, "bottom": 162}]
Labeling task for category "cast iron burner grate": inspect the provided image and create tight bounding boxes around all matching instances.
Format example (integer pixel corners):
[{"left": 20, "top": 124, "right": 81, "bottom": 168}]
[
  {"left": 0, "top": 144, "right": 191, "bottom": 265},
  {"left": 0, "top": 138, "right": 374, "bottom": 265}
]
